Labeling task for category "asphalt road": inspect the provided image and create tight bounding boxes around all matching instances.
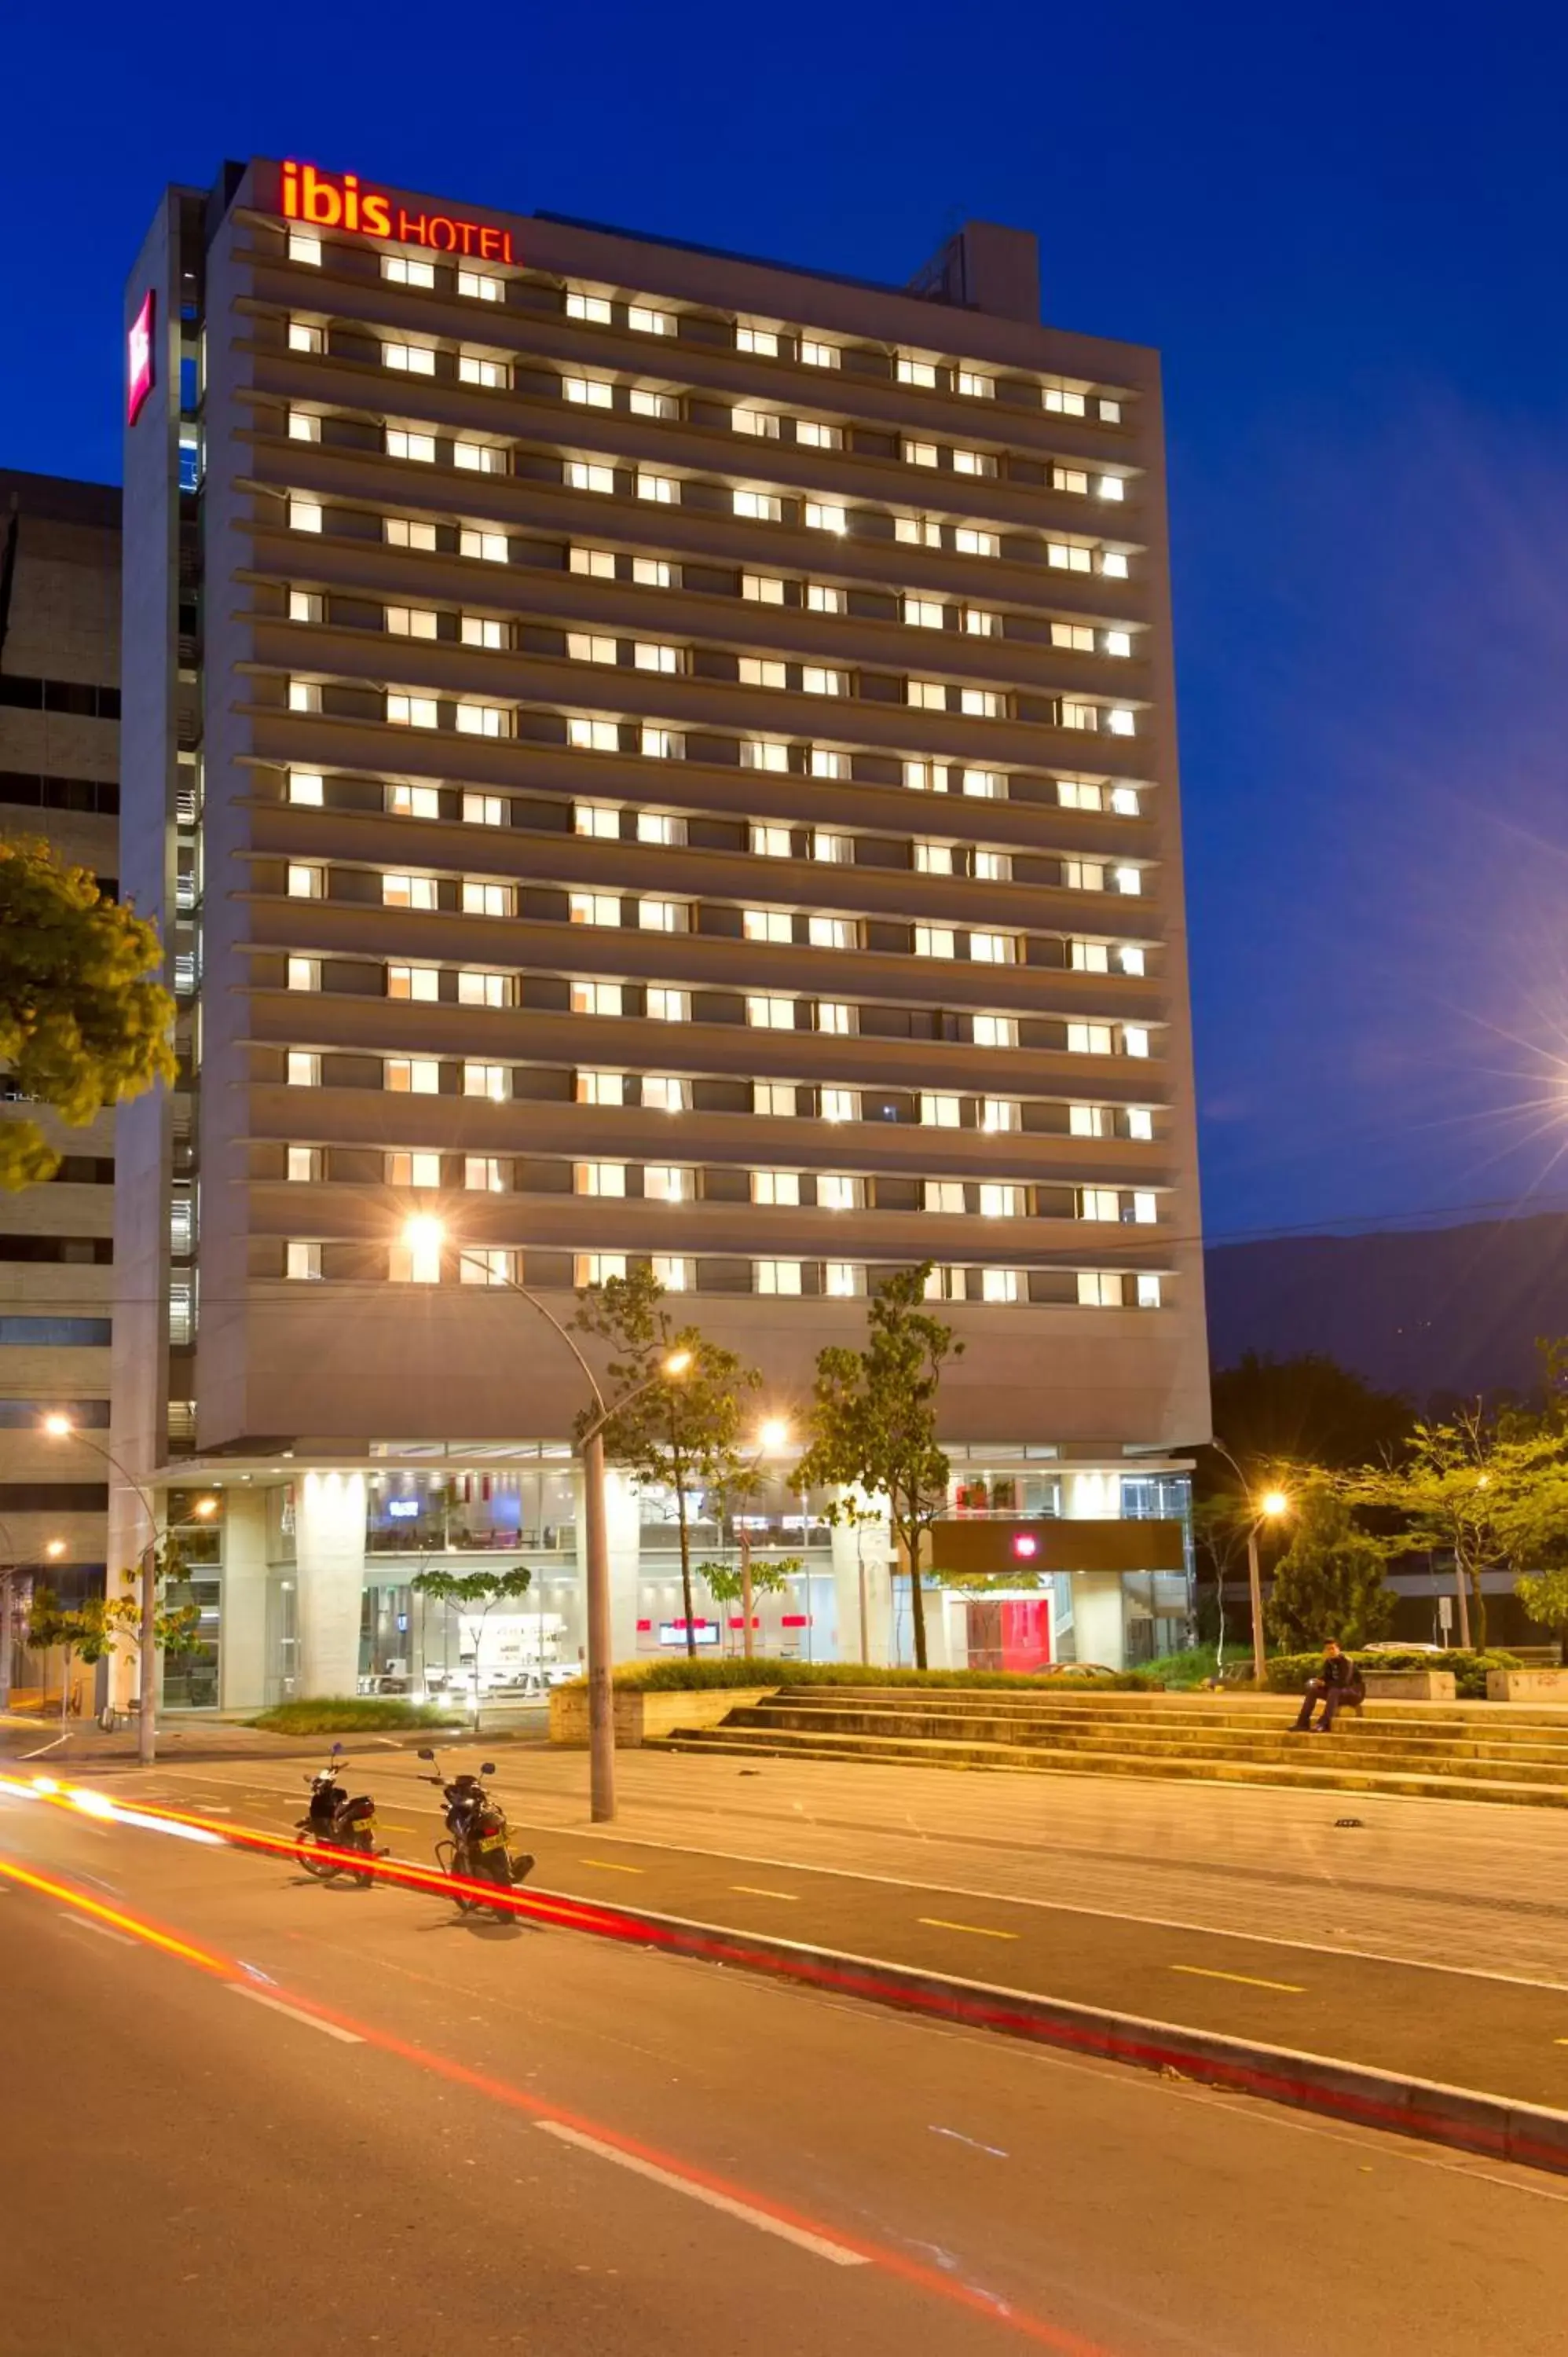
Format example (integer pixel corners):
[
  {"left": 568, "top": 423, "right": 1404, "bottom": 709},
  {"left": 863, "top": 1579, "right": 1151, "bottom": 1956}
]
[
  {"left": 76, "top": 1745, "right": 1568, "bottom": 2110},
  {"left": 4, "top": 1772, "right": 1568, "bottom": 2355}
]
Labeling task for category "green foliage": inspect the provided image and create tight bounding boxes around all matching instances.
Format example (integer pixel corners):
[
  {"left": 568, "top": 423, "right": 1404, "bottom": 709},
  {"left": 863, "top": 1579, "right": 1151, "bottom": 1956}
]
[
  {"left": 0, "top": 838, "right": 176, "bottom": 1190},
  {"left": 248, "top": 1696, "right": 463, "bottom": 1732},
  {"left": 698, "top": 1557, "right": 800, "bottom": 1605},
  {"left": 27, "top": 1585, "right": 115, "bottom": 1666},
  {"left": 1203, "top": 1353, "right": 1413, "bottom": 1489},
  {"left": 1262, "top": 1649, "right": 1521, "bottom": 1701},
  {"left": 575, "top": 1263, "right": 761, "bottom": 1657},
  {"left": 409, "top": 1567, "right": 533, "bottom": 1611},
  {"left": 101, "top": 1536, "right": 205, "bottom": 1661},
  {"left": 1514, "top": 1566, "right": 1568, "bottom": 1644},
  {"left": 574, "top": 1656, "right": 1157, "bottom": 1693},
  {"left": 794, "top": 1262, "right": 960, "bottom": 1670},
  {"left": 1265, "top": 1486, "right": 1394, "bottom": 1651},
  {"left": 1138, "top": 1643, "right": 1229, "bottom": 1688}
]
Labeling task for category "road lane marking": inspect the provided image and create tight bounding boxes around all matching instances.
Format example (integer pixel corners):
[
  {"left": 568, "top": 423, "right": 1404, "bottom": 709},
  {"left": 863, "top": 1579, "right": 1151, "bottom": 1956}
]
[
  {"left": 579, "top": 1857, "right": 642, "bottom": 1873},
  {"left": 60, "top": 1915, "right": 137, "bottom": 1948},
  {"left": 1170, "top": 1964, "right": 1304, "bottom": 1993},
  {"left": 379, "top": 1823, "right": 418, "bottom": 1833},
  {"left": 228, "top": 1986, "right": 364, "bottom": 2043},
  {"left": 732, "top": 1885, "right": 800, "bottom": 1901},
  {"left": 536, "top": 2121, "right": 869, "bottom": 2267},
  {"left": 918, "top": 1916, "right": 1020, "bottom": 1941}
]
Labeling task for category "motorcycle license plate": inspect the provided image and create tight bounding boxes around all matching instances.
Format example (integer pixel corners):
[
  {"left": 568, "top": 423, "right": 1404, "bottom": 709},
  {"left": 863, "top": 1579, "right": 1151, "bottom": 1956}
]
[
  {"left": 357, "top": 1817, "right": 376, "bottom": 1834},
  {"left": 477, "top": 1832, "right": 505, "bottom": 1853}
]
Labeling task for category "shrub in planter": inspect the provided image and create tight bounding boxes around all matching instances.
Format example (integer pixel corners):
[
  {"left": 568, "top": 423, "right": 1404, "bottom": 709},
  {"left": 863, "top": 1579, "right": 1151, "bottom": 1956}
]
[
  {"left": 1263, "top": 1648, "right": 1521, "bottom": 1702},
  {"left": 583, "top": 1658, "right": 1160, "bottom": 1695}
]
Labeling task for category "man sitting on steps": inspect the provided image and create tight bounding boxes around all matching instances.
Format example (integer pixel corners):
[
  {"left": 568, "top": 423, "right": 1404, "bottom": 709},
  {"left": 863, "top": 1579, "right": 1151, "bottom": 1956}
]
[{"left": 1292, "top": 1638, "right": 1365, "bottom": 1732}]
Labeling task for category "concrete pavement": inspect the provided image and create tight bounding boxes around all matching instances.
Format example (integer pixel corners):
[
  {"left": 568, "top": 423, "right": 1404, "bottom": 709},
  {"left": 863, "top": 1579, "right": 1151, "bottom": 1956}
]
[{"left": 5, "top": 1767, "right": 1568, "bottom": 2355}]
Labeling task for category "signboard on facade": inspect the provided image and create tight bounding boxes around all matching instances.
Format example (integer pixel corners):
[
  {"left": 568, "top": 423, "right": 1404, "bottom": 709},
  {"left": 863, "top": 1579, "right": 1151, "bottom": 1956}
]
[{"left": 126, "top": 290, "right": 155, "bottom": 425}]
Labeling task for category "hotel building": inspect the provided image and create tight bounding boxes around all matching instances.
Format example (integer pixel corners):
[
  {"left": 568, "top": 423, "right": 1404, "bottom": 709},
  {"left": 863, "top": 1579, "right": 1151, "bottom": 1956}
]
[{"left": 113, "top": 159, "right": 1207, "bottom": 1707}]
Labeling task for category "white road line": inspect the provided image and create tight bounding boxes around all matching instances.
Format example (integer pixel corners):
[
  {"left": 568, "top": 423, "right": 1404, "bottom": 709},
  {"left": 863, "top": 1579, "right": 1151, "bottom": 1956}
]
[
  {"left": 228, "top": 1986, "right": 363, "bottom": 2044},
  {"left": 536, "top": 2121, "right": 869, "bottom": 2266},
  {"left": 60, "top": 1915, "right": 137, "bottom": 1948}
]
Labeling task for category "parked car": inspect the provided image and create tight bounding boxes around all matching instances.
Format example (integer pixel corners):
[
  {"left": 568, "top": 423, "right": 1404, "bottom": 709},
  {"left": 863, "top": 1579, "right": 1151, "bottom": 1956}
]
[{"left": 1363, "top": 1641, "right": 1447, "bottom": 1655}]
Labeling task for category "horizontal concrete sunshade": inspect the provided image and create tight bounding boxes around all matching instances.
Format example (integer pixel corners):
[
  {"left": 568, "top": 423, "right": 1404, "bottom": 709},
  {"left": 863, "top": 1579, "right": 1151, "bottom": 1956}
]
[{"left": 924, "top": 1516, "right": 1186, "bottom": 1576}]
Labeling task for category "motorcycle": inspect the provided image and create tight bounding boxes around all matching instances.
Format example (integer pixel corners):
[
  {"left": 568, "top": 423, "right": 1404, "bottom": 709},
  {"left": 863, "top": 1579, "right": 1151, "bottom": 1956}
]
[
  {"left": 416, "top": 1747, "right": 535, "bottom": 1917},
  {"left": 293, "top": 1742, "right": 386, "bottom": 1887}
]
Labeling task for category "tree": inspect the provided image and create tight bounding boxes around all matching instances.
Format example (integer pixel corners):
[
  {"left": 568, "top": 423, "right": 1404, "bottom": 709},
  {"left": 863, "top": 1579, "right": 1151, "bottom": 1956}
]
[
  {"left": 698, "top": 1557, "right": 800, "bottom": 1655},
  {"left": 410, "top": 1566, "right": 533, "bottom": 1723},
  {"left": 0, "top": 839, "right": 176, "bottom": 1189},
  {"left": 1265, "top": 1487, "right": 1394, "bottom": 1651},
  {"left": 1346, "top": 1409, "right": 1511, "bottom": 1648},
  {"left": 794, "top": 1262, "right": 960, "bottom": 1671},
  {"left": 27, "top": 1585, "right": 115, "bottom": 1724},
  {"left": 1204, "top": 1352, "right": 1414, "bottom": 1486},
  {"left": 575, "top": 1265, "right": 760, "bottom": 1659}
]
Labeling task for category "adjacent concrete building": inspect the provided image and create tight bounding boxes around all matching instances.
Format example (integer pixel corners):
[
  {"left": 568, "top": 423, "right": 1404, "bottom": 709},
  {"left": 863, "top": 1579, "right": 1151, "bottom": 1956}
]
[
  {"left": 114, "top": 159, "right": 1207, "bottom": 1706},
  {"left": 0, "top": 469, "right": 121, "bottom": 1617}
]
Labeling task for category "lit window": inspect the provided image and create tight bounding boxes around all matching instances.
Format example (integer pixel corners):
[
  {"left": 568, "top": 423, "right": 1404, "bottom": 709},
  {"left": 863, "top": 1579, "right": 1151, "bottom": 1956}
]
[
  {"left": 637, "top": 473, "right": 676, "bottom": 504},
  {"left": 808, "top": 915, "right": 854, "bottom": 950},
  {"left": 956, "top": 370, "right": 994, "bottom": 399},
  {"left": 1063, "top": 860, "right": 1105, "bottom": 892},
  {"left": 643, "top": 1076, "right": 690, "bottom": 1113},
  {"left": 460, "top": 529, "right": 508, "bottom": 563},
  {"left": 383, "top": 342, "right": 435, "bottom": 376},
  {"left": 1044, "top": 386, "right": 1087, "bottom": 417},
  {"left": 1105, "top": 631, "right": 1133, "bottom": 659},
  {"left": 736, "top": 324, "right": 779, "bottom": 357},
  {"left": 630, "top": 389, "right": 678, "bottom": 420},
  {"left": 457, "top": 971, "right": 507, "bottom": 1007},
  {"left": 1123, "top": 1025, "right": 1151, "bottom": 1058},
  {"left": 389, "top": 783, "right": 441, "bottom": 818},
  {"left": 980, "top": 1185, "right": 1023, "bottom": 1219},
  {"left": 733, "top": 408, "right": 781, "bottom": 438},
  {"left": 973, "top": 849, "right": 1011, "bottom": 881},
  {"left": 576, "top": 1253, "right": 628, "bottom": 1287},
  {"left": 461, "top": 1248, "right": 515, "bottom": 1288},
  {"left": 1072, "top": 941, "right": 1110, "bottom": 974},
  {"left": 897, "top": 357, "right": 937, "bottom": 388},
  {"left": 823, "top": 1263, "right": 863, "bottom": 1298},
  {"left": 921, "top": 1093, "right": 961, "bottom": 1127},
  {"left": 1127, "top": 1107, "right": 1153, "bottom": 1142},
  {"left": 980, "top": 1268, "right": 1020, "bottom": 1303},
  {"left": 806, "top": 583, "right": 845, "bottom": 615},
  {"left": 457, "top": 270, "right": 504, "bottom": 302},
  {"left": 386, "top": 1058, "right": 441, "bottom": 1095},
  {"left": 1070, "top": 1105, "right": 1110, "bottom": 1138},
  {"left": 745, "top": 909, "right": 792, "bottom": 944},
  {"left": 387, "top": 693, "right": 438, "bottom": 729},
  {"left": 742, "top": 572, "right": 786, "bottom": 603},
  {"left": 802, "top": 666, "right": 845, "bottom": 697},
  {"left": 820, "top": 1087, "right": 858, "bottom": 1122},
  {"left": 461, "top": 881, "right": 512, "bottom": 916},
  {"left": 288, "top": 679, "right": 321, "bottom": 713},
  {"left": 289, "top": 771, "right": 324, "bottom": 806},
  {"left": 566, "top": 460, "right": 615, "bottom": 495},
  {"left": 568, "top": 632, "right": 617, "bottom": 665},
  {"left": 288, "top": 230, "right": 322, "bottom": 266},
  {"left": 576, "top": 803, "right": 619, "bottom": 840},
  {"left": 385, "top": 516, "right": 438, "bottom": 552},
  {"left": 980, "top": 1098, "right": 1020, "bottom": 1133},
  {"left": 804, "top": 502, "right": 847, "bottom": 534},
  {"left": 288, "top": 409, "right": 321, "bottom": 444},
  {"left": 387, "top": 1149, "right": 442, "bottom": 1188},
  {"left": 925, "top": 1180, "right": 965, "bottom": 1214},
  {"left": 569, "top": 717, "right": 619, "bottom": 752},
  {"left": 954, "top": 527, "right": 999, "bottom": 558},
  {"left": 641, "top": 727, "right": 683, "bottom": 759},
  {"left": 915, "top": 926, "right": 955, "bottom": 959},
  {"left": 463, "top": 793, "right": 504, "bottom": 827},
  {"left": 952, "top": 449, "right": 995, "bottom": 477},
  {"left": 576, "top": 1162, "right": 626, "bottom": 1197},
  {"left": 1131, "top": 1193, "right": 1158, "bottom": 1225},
  {"left": 748, "top": 995, "right": 796, "bottom": 1029},
  {"left": 628, "top": 305, "right": 674, "bottom": 335},
  {"left": 643, "top": 1165, "right": 691, "bottom": 1203},
  {"left": 1097, "top": 476, "right": 1126, "bottom": 502},
  {"left": 755, "top": 1260, "right": 804, "bottom": 1295},
  {"left": 564, "top": 376, "right": 614, "bottom": 409},
  {"left": 907, "top": 680, "right": 946, "bottom": 711},
  {"left": 811, "top": 828, "right": 849, "bottom": 861},
  {"left": 1119, "top": 946, "right": 1146, "bottom": 977},
  {"left": 742, "top": 740, "right": 790, "bottom": 771},
  {"left": 384, "top": 255, "right": 435, "bottom": 289},
  {"left": 633, "top": 641, "right": 680, "bottom": 674},
  {"left": 903, "top": 597, "right": 943, "bottom": 629},
  {"left": 386, "top": 429, "right": 436, "bottom": 464},
  {"left": 286, "top": 1241, "right": 321, "bottom": 1281},
  {"left": 734, "top": 489, "right": 782, "bottom": 522},
  {"left": 566, "top": 291, "right": 613, "bottom": 324},
  {"left": 973, "top": 1014, "right": 1018, "bottom": 1049},
  {"left": 739, "top": 656, "right": 788, "bottom": 690},
  {"left": 639, "top": 900, "right": 685, "bottom": 933},
  {"left": 1079, "top": 1187, "right": 1119, "bottom": 1222},
  {"left": 754, "top": 1082, "right": 797, "bottom": 1116},
  {"left": 1059, "top": 782, "right": 1103, "bottom": 813},
  {"left": 796, "top": 420, "right": 842, "bottom": 450},
  {"left": 387, "top": 605, "right": 438, "bottom": 639},
  {"left": 460, "top": 354, "right": 507, "bottom": 387},
  {"left": 1136, "top": 1274, "right": 1162, "bottom": 1307},
  {"left": 903, "top": 760, "right": 949, "bottom": 793},
  {"left": 461, "top": 615, "right": 506, "bottom": 650},
  {"left": 1100, "top": 397, "right": 1123, "bottom": 424},
  {"left": 897, "top": 517, "right": 943, "bottom": 548},
  {"left": 465, "top": 1156, "right": 507, "bottom": 1191},
  {"left": 287, "top": 956, "right": 319, "bottom": 993},
  {"left": 289, "top": 498, "right": 324, "bottom": 533},
  {"left": 453, "top": 442, "right": 504, "bottom": 475},
  {"left": 463, "top": 1063, "right": 508, "bottom": 1102},
  {"left": 1062, "top": 701, "right": 1100, "bottom": 732},
  {"left": 810, "top": 750, "right": 849, "bottom": 780},
  {"left": 632, "top": 558, "right": 675, "bottom": 589},
  {"left": 647, "top": 987, "right": 690, "bottom": 1021},
  {"left": 287, "top": 863, "right": 323, "bottom": 900},
  {"left": 914, "top": 843, "right": 954, "bottom": 876},
  {"left": 287, "top": 1146, "right": 321, "bottom": 1182},
  {"left": 1067, "top": 1022, "right": 1113, "bottom": 1055},
  {"left": 958, "top": 687, "right": 1004, "bottom": 718},
  {"left": 1049, "top": 541, "right": 1093, "bottom": 574},
  {"left": 287, "top": 1051, "right": 321, "bottom": 1087},
  {"left": 1053, "top": 622, "right": 1096, "bottom": 653},
  {"left": 637, "top": 811, "right": 683, "bottom": 845},
  {"left": 816, "top": 1001, "right": 854, "bottom": 1035},
  {"left": 651, "top": 1255, "right": 692, "bottom": 1290},
  {"left": 1078, "top": 1271, "right": 1120, "bottom": 1307},
  {"left": 903, "top": 440, "right": 939, "bottom": 468},
  {"left": 800, "top": 339, "right": 840, "bottom": 368},
  {"left": 1113, "top": 864, "right": 1142, "bottom": 895},
  {"left": 570, "top": 892, "right": 621, "bottom": 927},
  {"left": 387, "top": 963, "right": 439, "bottom": 1001},
  {"left": 383, "top": 874, "right": 438, "bottom": 911},
  {"left": 752, "top": 823, "right": 790, "bottom": 856},
  {"left": 576, "top": 1071, "right": 625, "bottom": 1106},
  {"left": 571, "top": 548, "right": 616, "bottom": 580},
  {"left": 390, "top": 1230, "right": 441, "bottom": 1285},
  {"left": 818, "top": 1173, "right": 859, "bottom": 1211},
  {"left": 1105, "top": 709, "right": 1136, "bottom": 738},
  {"left": 572, "top": 981, "right": 623, "bottom": 1016},
  {"left": 969, "top": 931, "right": 1013, "bottom": 965}
]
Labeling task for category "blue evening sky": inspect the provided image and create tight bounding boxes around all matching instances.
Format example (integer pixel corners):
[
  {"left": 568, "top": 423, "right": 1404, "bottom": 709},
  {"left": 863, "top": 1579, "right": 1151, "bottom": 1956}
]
[{"left": 6, "top": 0, "right": 1568, "bottom": 1244}]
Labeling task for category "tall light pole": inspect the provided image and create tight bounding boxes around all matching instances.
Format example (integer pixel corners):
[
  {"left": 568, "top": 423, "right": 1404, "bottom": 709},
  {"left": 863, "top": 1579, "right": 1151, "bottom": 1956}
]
[
  {"left": 400, "top": 1218, "right": 690, "bottom": 1822},
  {"left": 42, "top": 1417, "right": 163, "bottom": 1761},
  {"left": 736, "top": 1418, "right": 790, "bottom": 1662},
  {"left": 1211, "top": 1439, "right": 1290, "bottom": 1686}
]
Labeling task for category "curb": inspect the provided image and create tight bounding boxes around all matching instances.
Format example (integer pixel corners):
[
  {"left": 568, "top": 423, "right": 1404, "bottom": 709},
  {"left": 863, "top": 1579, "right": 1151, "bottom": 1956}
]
[{"left": 525, "top": 1889, "right": 1568, "bottom": 2176}]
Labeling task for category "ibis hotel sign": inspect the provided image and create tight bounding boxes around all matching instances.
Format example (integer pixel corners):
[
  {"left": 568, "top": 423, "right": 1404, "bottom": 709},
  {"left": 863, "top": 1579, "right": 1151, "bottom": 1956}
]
[{"left": 280, "top": 161, "right": 515, "bottom": 262}]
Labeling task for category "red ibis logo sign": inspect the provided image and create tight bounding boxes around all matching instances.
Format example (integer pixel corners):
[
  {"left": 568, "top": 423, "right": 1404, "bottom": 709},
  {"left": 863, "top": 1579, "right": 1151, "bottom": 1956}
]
[
  {"left": 126, "top": 289, "right": 155, "bottom": 425},
  {"left": 280, "top": 162, "right": 515, "bottom": 262}
]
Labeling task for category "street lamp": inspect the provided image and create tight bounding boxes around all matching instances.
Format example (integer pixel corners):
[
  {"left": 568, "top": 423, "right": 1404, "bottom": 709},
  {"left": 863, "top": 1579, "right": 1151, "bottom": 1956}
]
[
  {"left": 734, "top": 1417, "right": 791, "bottom": 1662},
  {"left": 1211, "top": 1439, "right": 1291, "bottom": 1686},
  {"left": 41, "top": 1415, "right": 166, "bottom": 1762},
  {"left": 398, "top": 1216, "right": 691, "bottom": 1821}
]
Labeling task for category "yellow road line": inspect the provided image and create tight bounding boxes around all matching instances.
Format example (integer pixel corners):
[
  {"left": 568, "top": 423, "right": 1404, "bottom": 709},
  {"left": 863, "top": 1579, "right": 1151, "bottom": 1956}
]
[
  {"left": 732, "top": 1885, "right": 800, "bottom": 1901},
  {"left": 579, "top": 1857, "right": 642, "bottom": 1873},
  {"left": 919, "top": 1916, "right": 1020, "bottom": 1941},
  {"left": 1170, "top": 1963, "right": 1303, "bottom": 1993}
]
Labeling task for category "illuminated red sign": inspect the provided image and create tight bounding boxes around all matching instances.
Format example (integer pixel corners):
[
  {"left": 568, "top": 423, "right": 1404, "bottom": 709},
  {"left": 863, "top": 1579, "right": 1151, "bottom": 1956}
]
[
  {"left": 1011, "top": 1533, "right": 1039, "bottom": 1560},
  {"left": 126, "top": 290, "right": 155, "bottom": 425},
  {"left": 280, "top": 162, "right": 515, "bottom": 263}
]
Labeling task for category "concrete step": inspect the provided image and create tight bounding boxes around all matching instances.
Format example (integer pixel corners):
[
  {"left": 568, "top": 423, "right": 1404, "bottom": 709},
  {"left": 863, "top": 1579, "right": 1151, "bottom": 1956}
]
[
  {"left": 753, "top": 1695, "right": 1568, "bottom": 1745},
  {"left": 652, "top": 1721, "right": 1568, "bottom": 1807},
  {"left": 764, "top": 1688, "right": 1568, "bottom": 1733}
]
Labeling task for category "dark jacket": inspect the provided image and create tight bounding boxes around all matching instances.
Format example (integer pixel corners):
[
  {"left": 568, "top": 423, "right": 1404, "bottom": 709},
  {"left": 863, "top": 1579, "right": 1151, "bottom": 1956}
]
[{"left": 1319, "top": 1652, "right": 1354, "bottom": 1688}]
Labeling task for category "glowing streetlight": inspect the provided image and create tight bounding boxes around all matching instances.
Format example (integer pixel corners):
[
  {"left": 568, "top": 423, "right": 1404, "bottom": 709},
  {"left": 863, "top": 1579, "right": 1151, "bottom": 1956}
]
[
  {"left": 758, "top": 1417, "right": 790, "bottom": 1453},
  {"left": 45, "top": 1538, "right": 66, "bottom": 1560},
  {"left": 192, "top": 1497, "right": 218, "bottom": 1519},
  {"left": 1259, "top": 1489, "right": 1290, "bottom": 1519},
  {"left": 42, "top": 1413, "right": 72, "bottom": 1439},
  {"left": 663, "top": 1349, "right": 693, "bottom": 1378}
]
